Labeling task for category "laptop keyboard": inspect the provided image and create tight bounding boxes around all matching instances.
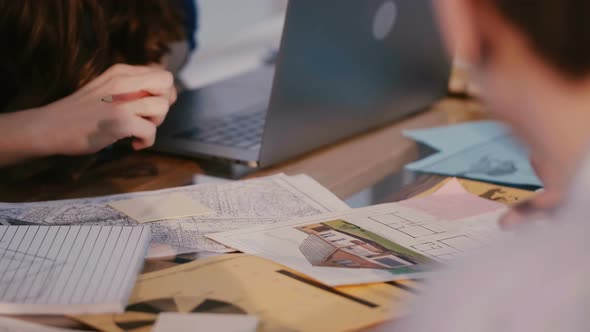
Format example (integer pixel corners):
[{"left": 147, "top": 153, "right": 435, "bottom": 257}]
[{"left": 173, "top": 110, "right": 266, "bottom": 150}]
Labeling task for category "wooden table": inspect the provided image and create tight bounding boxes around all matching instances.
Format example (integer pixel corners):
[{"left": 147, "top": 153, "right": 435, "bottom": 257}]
[
  {"left": 0, "top": 96, "right": 484, "bottom": 330},
  {"left": 0, "top": 96, "right": 484, "bottom": 202}
]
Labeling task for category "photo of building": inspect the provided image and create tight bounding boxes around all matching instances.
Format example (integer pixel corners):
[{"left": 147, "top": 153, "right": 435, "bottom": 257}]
[{"left": 297, "top": 220, "right": 429, "bottom": 269}]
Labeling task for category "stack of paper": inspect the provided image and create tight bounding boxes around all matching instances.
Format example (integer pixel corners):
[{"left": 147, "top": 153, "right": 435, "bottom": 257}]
[
  {"left": 208, "top": 179, "right": 512, "bottom": 286},
  {"left": 0, "top": 226, "right": 150, "bottom": 314},
  {"left": 0, "top": 172, "right": 535, "bottom": 330},
  {"left": 0, "top": 174, "right": 349, "bottom": 258},
  {"left": 67, "top": 178, "right": 531, "bottom": 331}
]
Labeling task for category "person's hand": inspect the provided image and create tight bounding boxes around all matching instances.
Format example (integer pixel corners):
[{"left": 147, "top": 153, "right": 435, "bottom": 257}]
[
  {"left": 499, "top": 155, "right": 565, "bottom": 229},
  {"left": 499, "top": 189, "right": 562, "bottom": 229},
  {"left": 33, "top": 64, "right": 176, "bottom": 155}
]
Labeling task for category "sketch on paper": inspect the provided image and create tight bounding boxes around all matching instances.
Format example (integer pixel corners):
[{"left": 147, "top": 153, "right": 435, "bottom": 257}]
[
  {"left": 207, "top": 182, "right": 509, "bottom": 286},
  {"left": 0, "top": 175, "right": 349, "bottom": 257},
  {"left": 461, "top": 155, "right": 518, "bottom": 177}
]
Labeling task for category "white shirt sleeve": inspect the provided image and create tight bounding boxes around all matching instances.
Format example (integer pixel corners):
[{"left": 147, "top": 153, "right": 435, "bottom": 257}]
[{"left": 394, "top": 216, "right": 590, "bottom": 332}]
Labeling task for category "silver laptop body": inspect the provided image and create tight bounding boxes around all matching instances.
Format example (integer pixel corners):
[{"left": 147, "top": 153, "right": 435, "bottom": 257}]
[{"left": 153, "top": 0, "right": 451, "bottom": 168}]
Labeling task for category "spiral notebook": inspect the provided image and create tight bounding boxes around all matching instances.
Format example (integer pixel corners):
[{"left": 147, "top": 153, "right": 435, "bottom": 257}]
[{"left": 0, "top": 225, "right": 150, "bottom": 315}]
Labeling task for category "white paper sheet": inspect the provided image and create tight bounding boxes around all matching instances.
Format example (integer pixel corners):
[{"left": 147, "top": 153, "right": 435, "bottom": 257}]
[
  {"left": 0, "top": 226, "right": 150, "bottom": 314},
  {"left": 153, "top": 313, "right": 258, "bottom": 332},
  {"left": 208, "top": 181, "right": 509, "bottom": 286}
]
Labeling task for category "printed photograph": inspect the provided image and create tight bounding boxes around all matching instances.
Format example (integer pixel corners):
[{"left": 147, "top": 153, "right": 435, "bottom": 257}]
[{"left": 296, "top": 220, "right": 432, "bottom": 270}]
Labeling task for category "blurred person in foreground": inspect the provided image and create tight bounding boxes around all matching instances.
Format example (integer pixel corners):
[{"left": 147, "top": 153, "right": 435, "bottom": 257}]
[{"left": 396, "top": 0, "right": 590, "bottom": 331}]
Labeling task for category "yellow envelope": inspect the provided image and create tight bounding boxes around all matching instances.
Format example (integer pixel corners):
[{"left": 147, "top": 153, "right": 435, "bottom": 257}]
[
  {"left": 417, "top": 178, "right": 535, "bottom": 205},
  {"left": 72, "top": 254, "right": 414, "bottom": 332}
]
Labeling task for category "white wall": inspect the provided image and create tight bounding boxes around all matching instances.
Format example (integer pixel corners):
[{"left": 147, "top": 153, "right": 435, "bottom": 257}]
[
  {"left": 180, "top": 0, "right": 287, "bottom": 88},
  {"left": 197, "top": 0, "right": 288, "bottom": 49}
]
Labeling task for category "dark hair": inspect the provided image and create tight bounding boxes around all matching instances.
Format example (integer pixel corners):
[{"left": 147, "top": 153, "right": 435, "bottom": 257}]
[
  {"left": 0, "top": 0, "right": 185, "bottom": 111},
  {"left": 489, "top": 0, "right": 590, "bottom": 79}
]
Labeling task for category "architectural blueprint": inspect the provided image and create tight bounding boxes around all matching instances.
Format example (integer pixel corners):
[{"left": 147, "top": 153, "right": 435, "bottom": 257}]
[
  {"left": 0, "top": 175, "right": 349, "bottom": 258},
  {"left": 208, "top": 180, "right": 510, "bottom": 286}
]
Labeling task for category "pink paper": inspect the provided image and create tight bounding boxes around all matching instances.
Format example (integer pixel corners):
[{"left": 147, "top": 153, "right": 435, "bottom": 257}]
[{"left": 399, "top": 179, "right": 503, "bottom": 220}]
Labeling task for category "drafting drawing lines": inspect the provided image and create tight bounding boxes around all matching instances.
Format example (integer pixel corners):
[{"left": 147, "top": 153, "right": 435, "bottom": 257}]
[
  {"left": 369, "top": 213, "right": 486, "bottom": 261},
  {"left": 418, "top": 135, "right": 520, "bottom": 176},
  {"left": 410, "top": 242, "right": 458, "bottom": 260},
  {"left": 0, "top": 175, "right": 347, "bottom": 256},
  {"left": 0, "top": 247, "right": 64, "bottom": 302},
  {"left": 369, "top": 213, "right": 445, "bottom": 239},
  {"left": 410, "top": 235, "right": 484, "bottom": 261},
  {"left": 412, "top": 242, "right": 444, "bottom": 252},
  {"left": 51, "top": 205, "right": 128, "bottom": 225},
  {"left": 439, "top": 235, "right": 482, "bottom": 251}
]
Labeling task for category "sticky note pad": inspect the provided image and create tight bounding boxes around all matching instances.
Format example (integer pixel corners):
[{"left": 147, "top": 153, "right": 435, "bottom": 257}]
[
  {"left": 152, "top": 313, "right": 259, "bottom": 332},
  {"left": 109, "top": 193, "right": 213, "bottom": 223}
]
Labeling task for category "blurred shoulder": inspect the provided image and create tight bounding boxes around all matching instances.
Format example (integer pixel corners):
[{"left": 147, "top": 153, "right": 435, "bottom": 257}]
[{"left": 401, "top": 209, "right": 590, "bottom": 332}]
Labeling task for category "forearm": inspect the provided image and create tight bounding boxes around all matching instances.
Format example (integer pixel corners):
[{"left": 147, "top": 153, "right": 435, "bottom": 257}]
[
  {"left": 0, "top": 108, "right": 54, "bottom": 167},
  {"left": 0, "top": 64, "right": 175, "bottom": 168}
]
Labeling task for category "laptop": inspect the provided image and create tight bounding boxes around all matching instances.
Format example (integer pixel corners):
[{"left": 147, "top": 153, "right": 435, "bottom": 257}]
[{"left": 153, "top": 0, "right": 451, "bottom": 168}]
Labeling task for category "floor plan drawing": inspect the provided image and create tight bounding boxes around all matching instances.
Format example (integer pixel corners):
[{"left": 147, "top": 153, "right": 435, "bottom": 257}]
[
  {"left": 362, "top": 203, "right": 505, "bottom": 261},
  {"left": 439, "top": 235, "right": 482, "bottom": 251},
  {"left": 370, "top": 213, "right": 446, "bottom": 239},
  {"left": 208, "top": 182, "right": 510, "bottom": 286}
]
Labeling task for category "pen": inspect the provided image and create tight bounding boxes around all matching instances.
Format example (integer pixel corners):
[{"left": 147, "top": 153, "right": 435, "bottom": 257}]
[
  {"left": 101, "top": 90, "right": 152, "bottom": 103},
  {"left": 70, "top": 91, "right": 154, "bottom": 178}
]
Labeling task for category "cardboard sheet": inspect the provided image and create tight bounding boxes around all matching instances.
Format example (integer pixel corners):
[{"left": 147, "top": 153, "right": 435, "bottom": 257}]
[{"left": 72, "top": 254, "right": 411, "bottom": 332}]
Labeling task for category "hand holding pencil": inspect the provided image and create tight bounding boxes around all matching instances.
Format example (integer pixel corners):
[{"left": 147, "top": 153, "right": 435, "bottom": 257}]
[{"left": 31, "top": 64, "right": 176, "bottom": 156}]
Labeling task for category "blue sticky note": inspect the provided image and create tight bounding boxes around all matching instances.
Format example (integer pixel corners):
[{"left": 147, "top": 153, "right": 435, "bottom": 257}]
[{"left": 404, "top": 121, "right": 542, "bottom": 187}]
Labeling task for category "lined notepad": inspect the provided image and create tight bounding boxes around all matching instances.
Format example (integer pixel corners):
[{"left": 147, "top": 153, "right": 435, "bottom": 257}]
[{"left": 0, "top": 226, "right": 150, "bottom": 315}]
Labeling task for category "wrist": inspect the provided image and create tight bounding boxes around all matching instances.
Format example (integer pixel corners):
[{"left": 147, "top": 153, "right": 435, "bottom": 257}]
[
  {"left": 22, "top": 106, "right": 62, "bottom": 157},
  {"left": 0, "top": 106, "right": 59, "bottom": 166}
]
